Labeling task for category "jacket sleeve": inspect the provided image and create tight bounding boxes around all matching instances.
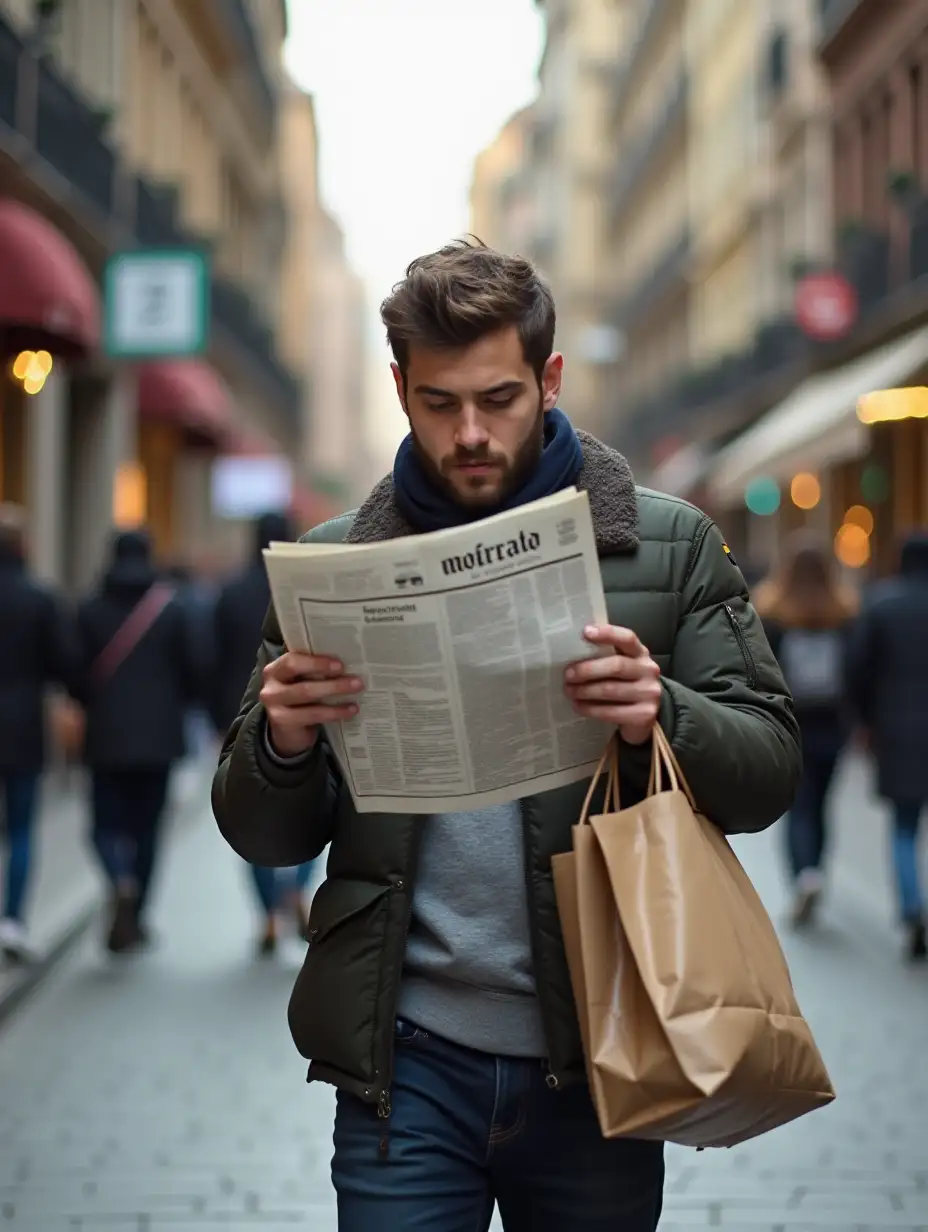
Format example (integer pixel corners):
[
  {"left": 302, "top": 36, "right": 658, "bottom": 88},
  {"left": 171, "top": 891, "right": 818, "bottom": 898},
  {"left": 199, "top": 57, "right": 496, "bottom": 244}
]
[
  {"left": 657, "top": 519, "right": 801, "bottom": 833},
  {"left": 211, "top": 600, "right": 342, "bottom": 868}
]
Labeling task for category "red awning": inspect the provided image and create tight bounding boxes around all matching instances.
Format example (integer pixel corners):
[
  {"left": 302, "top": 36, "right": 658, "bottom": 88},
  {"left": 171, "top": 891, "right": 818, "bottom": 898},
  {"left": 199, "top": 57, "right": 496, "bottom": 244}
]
[
  {"left": 290, "top": 484, "right": 338, "bottom": 530},
  {"left": 0, "top": 198, "right": 100, "bottom": 354},
  {"left": 138, "top": 359, "right": 230, "bottom": 444},
  {"left": 222, "top": 427, "right": 278, "bottom": 457}
]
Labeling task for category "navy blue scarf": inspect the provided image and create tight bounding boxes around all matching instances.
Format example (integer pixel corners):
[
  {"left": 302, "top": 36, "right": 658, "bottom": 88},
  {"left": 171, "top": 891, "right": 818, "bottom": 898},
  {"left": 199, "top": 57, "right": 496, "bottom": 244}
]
[{"left": 392, "top": 408, "right": 583, "bottom": 533}]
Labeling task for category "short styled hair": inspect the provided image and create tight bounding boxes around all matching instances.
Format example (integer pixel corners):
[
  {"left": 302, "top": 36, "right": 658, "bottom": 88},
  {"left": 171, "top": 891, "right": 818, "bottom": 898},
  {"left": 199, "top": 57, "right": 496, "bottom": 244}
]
[{"left": 381, "top": 238, "right": 556, "bottom": 384}]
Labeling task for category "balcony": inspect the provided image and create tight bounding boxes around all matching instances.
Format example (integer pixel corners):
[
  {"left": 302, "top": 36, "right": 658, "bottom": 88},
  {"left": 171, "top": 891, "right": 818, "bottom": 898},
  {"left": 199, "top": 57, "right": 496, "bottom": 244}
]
[
  {"left": 610, "top": 73, "right": 687, "bottom": 223},
  {"left": 0, "top": 13, "right": 117, "bottom": 221},
  {"left": 35, "top": 59, "right": 117, "bottom": 219},
  {"left": 614, "top": 228, "right": 690, "bottom": 331},
  {"left": 818, "top": 0, "right": 866, "bottom": 51},
  {"left": 610, "top": 0, "right": 674, "bottom": 125},
  {"left": 216, "top": 0, "right": 276, "bottom": 136},
  {"left": 211, "top": 273, "right": 301, "bottom": 427},
  {"left": 0, "top": 13, "right": 19, "bottom": 132}
]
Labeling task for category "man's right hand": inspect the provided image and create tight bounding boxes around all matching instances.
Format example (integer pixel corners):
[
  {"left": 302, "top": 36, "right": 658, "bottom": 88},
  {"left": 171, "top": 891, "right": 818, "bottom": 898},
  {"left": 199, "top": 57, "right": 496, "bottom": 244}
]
[{"left": 260, "top": 652, "right": 364, "bottom": 758}]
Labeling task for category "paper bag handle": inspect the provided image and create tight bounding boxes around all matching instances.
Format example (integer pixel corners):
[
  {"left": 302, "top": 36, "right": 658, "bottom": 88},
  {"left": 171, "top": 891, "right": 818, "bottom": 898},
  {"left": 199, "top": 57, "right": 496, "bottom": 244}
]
[
  {"left": 649, "top": 724, "right": 698, "bottom": 811},
  {"left": 578, "top": 739, "right": 620, "bottom": 825}
]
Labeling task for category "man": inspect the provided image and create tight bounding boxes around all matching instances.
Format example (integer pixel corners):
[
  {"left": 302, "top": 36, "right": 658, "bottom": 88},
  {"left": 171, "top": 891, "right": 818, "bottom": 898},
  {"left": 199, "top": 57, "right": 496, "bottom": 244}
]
[
  {"left": 211, "top": 512, "right": 316, "bottom": 955},
  {"left": 0, "top": 504, "right": 82, "bottom": 961},
  {"left": 213, "top": 241, "right": 800, "bottom": 1231},
  {"left": 847, "top": 530, "right": 928, "bottom": 962}
]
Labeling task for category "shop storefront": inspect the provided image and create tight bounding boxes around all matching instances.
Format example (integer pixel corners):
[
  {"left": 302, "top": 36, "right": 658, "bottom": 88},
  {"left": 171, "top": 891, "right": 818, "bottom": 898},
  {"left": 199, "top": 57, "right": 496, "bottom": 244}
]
[{"left": 707, "top": 324, "right": 928, "bottom": 579}]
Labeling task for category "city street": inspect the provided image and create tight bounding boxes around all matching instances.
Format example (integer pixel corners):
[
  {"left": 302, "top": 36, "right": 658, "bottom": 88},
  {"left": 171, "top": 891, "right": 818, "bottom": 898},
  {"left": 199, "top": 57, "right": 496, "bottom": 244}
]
[{"left": 1, "top": 759, "right": 927, "bottom": 1231}]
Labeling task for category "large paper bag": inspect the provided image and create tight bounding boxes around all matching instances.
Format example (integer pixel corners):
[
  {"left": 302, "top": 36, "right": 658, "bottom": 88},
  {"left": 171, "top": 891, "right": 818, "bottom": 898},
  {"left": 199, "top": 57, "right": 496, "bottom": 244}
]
[{"left": 554, "top": 728, "right": 835, "bottom": 1148}]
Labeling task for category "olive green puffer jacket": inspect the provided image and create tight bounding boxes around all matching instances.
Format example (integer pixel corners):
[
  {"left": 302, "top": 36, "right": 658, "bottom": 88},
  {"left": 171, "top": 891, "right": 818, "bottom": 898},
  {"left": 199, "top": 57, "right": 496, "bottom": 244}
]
[{"left": 213, "top": 433, "right": 800, "bottom": 1114}]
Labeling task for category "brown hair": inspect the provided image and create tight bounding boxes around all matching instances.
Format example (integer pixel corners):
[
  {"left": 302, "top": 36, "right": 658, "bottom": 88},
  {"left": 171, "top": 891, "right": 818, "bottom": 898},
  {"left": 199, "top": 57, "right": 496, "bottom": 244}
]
[
  {"left": 754, "top": 531, "right": 858, "bottom": 629},
  {"left": 380, "top": 238, "right": 556, "bottom": 385}
]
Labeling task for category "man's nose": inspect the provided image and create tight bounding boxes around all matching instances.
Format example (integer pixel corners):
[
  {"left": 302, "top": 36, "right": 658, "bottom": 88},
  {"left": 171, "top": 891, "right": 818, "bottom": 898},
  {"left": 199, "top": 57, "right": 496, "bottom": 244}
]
[{"left": 454, "top": 409, "right": 490, "bottom": 451}]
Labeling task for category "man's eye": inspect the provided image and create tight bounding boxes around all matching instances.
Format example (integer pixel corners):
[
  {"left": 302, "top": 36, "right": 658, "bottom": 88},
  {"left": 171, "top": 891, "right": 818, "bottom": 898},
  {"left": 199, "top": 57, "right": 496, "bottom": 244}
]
[
  {"left": 485, "top": 396, "right": 515, "bottom": 409},
  {"left": 425, "top": 401, "right": 455, "bottom": 413}
]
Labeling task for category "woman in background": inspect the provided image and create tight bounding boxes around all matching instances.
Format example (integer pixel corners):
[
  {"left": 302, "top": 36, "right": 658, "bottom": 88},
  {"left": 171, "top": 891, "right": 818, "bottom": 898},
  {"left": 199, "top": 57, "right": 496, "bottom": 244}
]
[{"left": 755, "top": 534, "right": 858, "bottom": 927}]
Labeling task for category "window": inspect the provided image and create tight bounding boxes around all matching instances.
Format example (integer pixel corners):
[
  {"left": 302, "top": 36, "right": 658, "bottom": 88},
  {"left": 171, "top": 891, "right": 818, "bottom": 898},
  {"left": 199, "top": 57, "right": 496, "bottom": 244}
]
[{"left": 766, "top": 28, "right": 789, "bottom": 98}]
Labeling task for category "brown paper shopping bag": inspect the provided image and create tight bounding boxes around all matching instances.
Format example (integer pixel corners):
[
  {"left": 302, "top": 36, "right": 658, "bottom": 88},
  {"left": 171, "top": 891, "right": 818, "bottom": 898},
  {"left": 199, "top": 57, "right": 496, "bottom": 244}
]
[{"left": 553, "top": 728, "right": 835, "bottom": 1148}]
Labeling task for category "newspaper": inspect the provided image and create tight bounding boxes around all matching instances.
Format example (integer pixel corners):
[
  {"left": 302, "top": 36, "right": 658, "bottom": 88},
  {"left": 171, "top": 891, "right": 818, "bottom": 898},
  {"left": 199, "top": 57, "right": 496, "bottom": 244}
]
[{"left": 263, "top": 487, "right": 611, "bottom": 814}]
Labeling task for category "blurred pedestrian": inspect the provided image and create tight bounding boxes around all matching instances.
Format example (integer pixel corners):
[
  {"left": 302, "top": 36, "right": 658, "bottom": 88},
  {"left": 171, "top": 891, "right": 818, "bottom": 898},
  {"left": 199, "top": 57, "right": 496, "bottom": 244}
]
[
  {"left": 213, "top": 240, "right": 800, "bottom": 1229},
  {"left": 210, "top": 512, "right": 314, "bottom": 955},
  {"left": 78, "top": 529, "right": 198, "bottom": 954},
  {"left": 847, "top": 531, "right": 928, "bottom": 961},
  {"left": 165, "top": 559, "right": 217, "bottom": 760},
  {"left": 0, "top": 505, "right": 82, "bottom": 962},
  {"left": 756, "top": 534, "right": 858, "bottom": 928}
]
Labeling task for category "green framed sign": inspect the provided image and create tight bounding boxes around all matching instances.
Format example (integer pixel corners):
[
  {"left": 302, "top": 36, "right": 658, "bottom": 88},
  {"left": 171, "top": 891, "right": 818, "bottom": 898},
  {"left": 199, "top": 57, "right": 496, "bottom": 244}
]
[{"left": 103, "top": 248, "right": 210, "bottom": 359}]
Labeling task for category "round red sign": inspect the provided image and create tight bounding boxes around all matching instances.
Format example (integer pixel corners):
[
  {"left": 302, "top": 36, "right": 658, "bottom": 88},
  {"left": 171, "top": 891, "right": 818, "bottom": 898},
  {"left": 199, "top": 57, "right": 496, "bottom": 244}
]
[{"left": 794, "top": 272, "right": 858, "bottom": 342}]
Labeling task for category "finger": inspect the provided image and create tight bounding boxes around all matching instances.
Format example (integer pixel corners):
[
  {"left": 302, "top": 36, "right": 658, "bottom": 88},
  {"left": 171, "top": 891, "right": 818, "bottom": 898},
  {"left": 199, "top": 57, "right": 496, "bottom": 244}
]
[
  {"left": 266, "top": 702, "right": 359, "bottom": 726},
  {"left": 565, "top": 654, "right": 658, "bottom": 685},
  {"left": 262, "top": 676, "right": 364, "bottom": 708},
  {"left": 571, "top": 701, "right": 659, "bottom": 727},
  {"left": 267, "top": 652, "right": 344, "bottom": 683},
  {"left": 568, "top": 680, "right": 660, "bottom": 705},
  {"left": 582, "top": 625, "right": 645, "bottom": 657}
]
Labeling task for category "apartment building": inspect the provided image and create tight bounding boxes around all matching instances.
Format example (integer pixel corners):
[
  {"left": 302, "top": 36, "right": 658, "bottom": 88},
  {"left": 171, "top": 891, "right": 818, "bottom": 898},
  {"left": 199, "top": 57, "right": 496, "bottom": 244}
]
[
  {"left": 470, "top": 104, "right": 538, "bottom": 257},
  {"left": 0, "top": 0, "right": 305, "bottom": 585}
]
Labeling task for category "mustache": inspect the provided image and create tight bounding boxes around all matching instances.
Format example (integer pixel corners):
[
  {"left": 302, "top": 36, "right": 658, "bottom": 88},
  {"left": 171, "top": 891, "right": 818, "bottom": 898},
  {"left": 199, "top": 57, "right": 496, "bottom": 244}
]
[{"left": 444, "top": 448, "right": 505, "bottom": 468}]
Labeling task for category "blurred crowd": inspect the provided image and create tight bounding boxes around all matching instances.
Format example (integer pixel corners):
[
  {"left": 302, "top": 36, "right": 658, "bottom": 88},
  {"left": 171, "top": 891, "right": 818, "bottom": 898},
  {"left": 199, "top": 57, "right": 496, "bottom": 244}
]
[
  {"left": 0, "top": 504, "right": 311, "bottom": 964},
  {"left": 1, "top": 502, "right": 926, "bottom": 970}
]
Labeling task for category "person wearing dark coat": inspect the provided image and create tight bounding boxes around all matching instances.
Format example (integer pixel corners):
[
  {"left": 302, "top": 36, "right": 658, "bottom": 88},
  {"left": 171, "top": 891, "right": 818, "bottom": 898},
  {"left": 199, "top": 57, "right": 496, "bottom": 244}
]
[
  {"left": 211, "top": 511, "right": 314, "bottom": 955},
  {"left": 847, "top": 531, "right": 928, "bottom": 961},
  {"left": 78, "top": 528, "right": 198, "bottom": 954},
  {"left": 0, "top": 504, "right": 82, "bottom": 961}
]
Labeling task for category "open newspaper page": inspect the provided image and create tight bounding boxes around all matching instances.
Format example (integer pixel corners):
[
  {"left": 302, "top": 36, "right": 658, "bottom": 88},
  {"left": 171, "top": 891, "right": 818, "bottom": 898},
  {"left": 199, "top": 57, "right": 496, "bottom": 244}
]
[{"left": 263, "top": 488, "right": 611, "bottom": 814}]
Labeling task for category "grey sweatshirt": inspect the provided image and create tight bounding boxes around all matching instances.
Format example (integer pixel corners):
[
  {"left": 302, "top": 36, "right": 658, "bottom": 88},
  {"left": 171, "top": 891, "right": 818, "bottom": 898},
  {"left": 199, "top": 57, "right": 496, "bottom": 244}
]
[{"left": 397, "top": 803, "right": 547, "bottom": 1057}]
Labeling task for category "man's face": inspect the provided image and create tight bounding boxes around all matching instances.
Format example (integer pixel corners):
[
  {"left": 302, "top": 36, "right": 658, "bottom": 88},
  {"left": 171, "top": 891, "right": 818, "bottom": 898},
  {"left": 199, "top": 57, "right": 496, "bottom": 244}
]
[{"left": 392, "top": 325, "right": 563, "bottom": 510}]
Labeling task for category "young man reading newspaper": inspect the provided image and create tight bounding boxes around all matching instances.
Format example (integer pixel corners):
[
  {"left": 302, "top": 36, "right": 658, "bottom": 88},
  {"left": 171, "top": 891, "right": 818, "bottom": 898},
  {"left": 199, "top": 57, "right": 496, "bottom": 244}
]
[{"left": 213, "top": 241, "right": 800, "bottom": 1232}]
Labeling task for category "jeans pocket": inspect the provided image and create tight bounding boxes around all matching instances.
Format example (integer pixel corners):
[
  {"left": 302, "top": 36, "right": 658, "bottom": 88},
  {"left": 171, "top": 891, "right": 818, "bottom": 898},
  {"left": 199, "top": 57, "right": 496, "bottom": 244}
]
[{"left": 395, "top": 1018, "right": 430, "bottom": 1044}]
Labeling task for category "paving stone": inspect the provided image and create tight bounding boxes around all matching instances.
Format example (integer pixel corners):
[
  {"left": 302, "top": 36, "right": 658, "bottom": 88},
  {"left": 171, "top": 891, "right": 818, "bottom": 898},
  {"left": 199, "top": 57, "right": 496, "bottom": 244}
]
[{"left": 0, "top": 775, "right": 926, "bottom": 1231}]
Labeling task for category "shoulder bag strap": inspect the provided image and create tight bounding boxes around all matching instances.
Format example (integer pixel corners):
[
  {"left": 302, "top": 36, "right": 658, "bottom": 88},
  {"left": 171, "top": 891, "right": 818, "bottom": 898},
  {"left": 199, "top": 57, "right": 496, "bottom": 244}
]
[{"left": 91, "top": 582, "right": 177, "bottom": 688}]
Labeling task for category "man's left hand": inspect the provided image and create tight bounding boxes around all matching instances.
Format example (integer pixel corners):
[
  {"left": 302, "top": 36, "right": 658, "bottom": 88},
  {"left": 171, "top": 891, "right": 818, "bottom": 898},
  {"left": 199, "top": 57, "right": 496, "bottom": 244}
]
[{"left": 564, "top": 625, "right": 662, "bottom": 746}]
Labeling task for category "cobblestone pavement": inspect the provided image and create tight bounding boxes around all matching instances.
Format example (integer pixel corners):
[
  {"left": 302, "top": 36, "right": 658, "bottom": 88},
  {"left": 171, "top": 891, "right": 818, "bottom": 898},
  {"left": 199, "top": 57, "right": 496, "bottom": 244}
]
[{"left": 0, "top": 774, "right": 926, "bottom": 1231}]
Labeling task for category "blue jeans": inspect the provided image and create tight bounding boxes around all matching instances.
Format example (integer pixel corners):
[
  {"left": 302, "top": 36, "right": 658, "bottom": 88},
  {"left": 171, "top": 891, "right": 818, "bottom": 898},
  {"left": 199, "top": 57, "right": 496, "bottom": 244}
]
[
  {"left": 90, "top": 768, "right": 170, "bottom": 916},
  {"left": 891, "top": 803, "right": 924, "bottom": 922},
  {"left": 786, "top": 731, "right": 842, "bottom": 879},
  {"left": 332, "top": 1021, "right": 664, "bottom": 1231},
  {"left": 250, "top": 861, "right": 314, "bottom": 914},
  {"left": 1, "top": 772, "right": 41, "bottom": 922}
]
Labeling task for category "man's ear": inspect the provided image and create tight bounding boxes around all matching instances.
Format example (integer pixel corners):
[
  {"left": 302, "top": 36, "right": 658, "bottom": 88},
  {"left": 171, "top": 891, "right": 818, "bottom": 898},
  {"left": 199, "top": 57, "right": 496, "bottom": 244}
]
[
  {"left": 542, "top": 353, "right": 564, "bottom": 412},
  {"left": 391, "top": 362, "right": 409, "bottom": 419}
]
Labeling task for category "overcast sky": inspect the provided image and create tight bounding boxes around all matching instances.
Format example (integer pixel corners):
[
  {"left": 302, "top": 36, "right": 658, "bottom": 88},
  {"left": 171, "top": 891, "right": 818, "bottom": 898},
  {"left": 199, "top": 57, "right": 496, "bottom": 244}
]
[{"left": 284, "top": 0, "right": 544, "bottom": 464}]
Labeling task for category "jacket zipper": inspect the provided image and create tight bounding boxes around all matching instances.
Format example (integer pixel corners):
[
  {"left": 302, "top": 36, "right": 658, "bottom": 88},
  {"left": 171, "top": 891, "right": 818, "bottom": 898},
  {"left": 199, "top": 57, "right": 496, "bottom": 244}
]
[
  {"left": 520, "top": 799, "right": 562, "bottom": 1090},
  {"left": 376, "top": 826, "right": 423, "bottom": 1120},
  {"left": 724, "top": 604, "right": 757, "bottom": 690}
]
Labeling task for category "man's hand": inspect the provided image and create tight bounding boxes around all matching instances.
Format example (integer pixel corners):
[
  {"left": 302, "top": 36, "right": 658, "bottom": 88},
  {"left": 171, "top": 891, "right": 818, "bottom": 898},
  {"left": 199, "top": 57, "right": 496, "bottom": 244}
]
[
  {"left": 260, "top": 652, "right": 364, "bottom": 758},
  {"left": 564, "top": 625, "right": 662, "bottom": 746}
]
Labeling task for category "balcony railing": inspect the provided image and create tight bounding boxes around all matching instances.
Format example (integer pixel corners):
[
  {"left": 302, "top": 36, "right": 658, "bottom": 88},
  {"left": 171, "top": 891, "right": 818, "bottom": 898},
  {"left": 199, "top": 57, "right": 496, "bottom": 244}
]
[
  {"left": 610, "top": 72, "right": 687, "bottom": 222},
  {"left": 0, "top": 13, "right": 20, "bottom": 132},
  {"left": 610, "top": 0, "right": 673, "bottom": 124},
  {"left": 614, "top": 228, "right": 690, "bottom": 331},
  {"left": 35, "top": 58, "right": 117, "bottom": 218},
  {"left": 216, "top": 0, "right": 276, "bottom": 134},
  {"left": 211, "top": 273, "right": 302, "bottom": 426},
  {"left": 818, "top": 0, "right": 866, "bottom": 49}
]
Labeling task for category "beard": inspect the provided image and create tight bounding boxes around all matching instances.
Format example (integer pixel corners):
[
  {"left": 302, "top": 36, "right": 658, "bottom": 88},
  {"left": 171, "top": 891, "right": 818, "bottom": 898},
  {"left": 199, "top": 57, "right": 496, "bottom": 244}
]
[{"left": 410, "top": 397, "right": 545, "bottom": 511}]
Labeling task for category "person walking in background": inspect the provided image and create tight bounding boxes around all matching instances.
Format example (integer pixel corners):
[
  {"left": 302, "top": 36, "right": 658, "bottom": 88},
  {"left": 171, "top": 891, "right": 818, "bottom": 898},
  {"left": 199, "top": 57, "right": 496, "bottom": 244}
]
[
  {"left": 78, "top": 529, "right": 198, "bottom": 954},
  {"left": 847, "top": 531, "right": 928, "bottom": 962},
  {"left": 0, "top": 505, "right": 82, "bottom": 962},
  {"left": 755, "top": 534, "right": 857, "bottom": 929},
  {"left": 211, "top": 512, "right": 314, "bottom": 956}
]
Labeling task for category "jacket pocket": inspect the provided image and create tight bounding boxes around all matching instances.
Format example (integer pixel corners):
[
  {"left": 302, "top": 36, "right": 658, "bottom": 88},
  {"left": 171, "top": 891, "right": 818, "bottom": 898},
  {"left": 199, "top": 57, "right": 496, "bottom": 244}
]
[
  {"left": 288, "top": 878, "right": 392, "bottom": 1080},
  {"left": 724, "top": 603, "right": 758, "bottom": 690}
]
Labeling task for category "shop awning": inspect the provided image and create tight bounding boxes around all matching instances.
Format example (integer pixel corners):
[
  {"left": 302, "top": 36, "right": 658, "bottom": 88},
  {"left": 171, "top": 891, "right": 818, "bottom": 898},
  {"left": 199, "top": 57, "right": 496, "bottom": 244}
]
[
  {"left": 709, "top": 324, "right": 928, "bottom": 506},
  {"left": 138, "top": 359, "right": 231, "bottom": 443},
  {"left": 290, "top": 483, "right": 338, "bottom": 530},
  {"left": 0, "top": 198, "right": 100, "bottom": 354}
]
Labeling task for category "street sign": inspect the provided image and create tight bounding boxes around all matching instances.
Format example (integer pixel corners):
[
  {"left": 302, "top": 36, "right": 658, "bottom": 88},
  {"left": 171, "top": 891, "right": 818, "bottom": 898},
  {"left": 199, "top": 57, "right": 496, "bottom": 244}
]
[
  {"left": 794, "top": 271, "right": 857, "bottom": 342},
  {"left": 103, "top": 248, "right": 209, "bottom": 359}
]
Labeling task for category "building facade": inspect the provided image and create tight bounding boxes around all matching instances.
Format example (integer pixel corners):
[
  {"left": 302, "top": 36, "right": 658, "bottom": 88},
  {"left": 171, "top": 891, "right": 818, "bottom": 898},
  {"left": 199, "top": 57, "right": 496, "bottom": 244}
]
[
  {"left": 706, "top": 0, "right": 928, "bottom": 577},
  {"left": 470, "top": 104, "right": 537, "bottom": 257},
  {"left": 0, "top": 0, "right": 305, "bottom": 588}
]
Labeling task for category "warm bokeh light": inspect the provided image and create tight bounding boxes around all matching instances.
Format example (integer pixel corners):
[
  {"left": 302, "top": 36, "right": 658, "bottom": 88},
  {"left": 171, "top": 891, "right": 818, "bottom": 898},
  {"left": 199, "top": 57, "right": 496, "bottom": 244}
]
[
  {"left": 113, "top": 462, "right": 147, "bottom": 528},
  {"left": 11, "top": 349, "right": 53, "bottom": 394},
  {"left": 790, "top": 472, "right": 821, "bottom": 510},
  {"left": 844, "top": 504, "right": 874, "bottom": 536},
  {"left": 858, "top": 386, "right": 928, "bottom": 423},
  {"left": 834, "top": 522, "right": 871, "bottom": 568}
]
